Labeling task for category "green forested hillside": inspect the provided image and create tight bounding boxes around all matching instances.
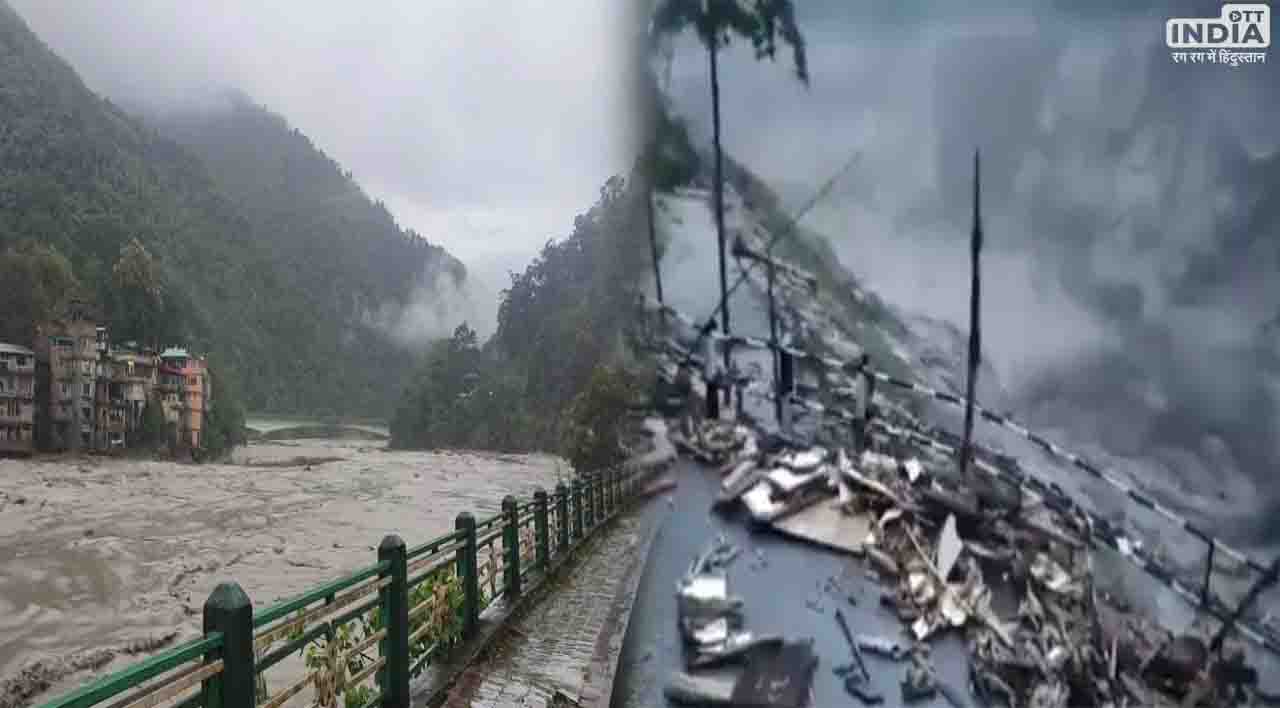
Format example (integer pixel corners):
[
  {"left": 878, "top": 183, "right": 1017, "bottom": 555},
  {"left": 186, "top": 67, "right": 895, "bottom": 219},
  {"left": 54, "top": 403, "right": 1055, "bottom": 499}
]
[
  {"left": 388, "top": 69, "right": 689, "bottom": 469},
  {"left": 390, "top": 175, "right": 652, "bottom": 469},
  {"left": 0, "top": 1, "right": 463, "bottom": 418},
  {"left": 151, "top": 95, "right": 467, "bottom": 417}
]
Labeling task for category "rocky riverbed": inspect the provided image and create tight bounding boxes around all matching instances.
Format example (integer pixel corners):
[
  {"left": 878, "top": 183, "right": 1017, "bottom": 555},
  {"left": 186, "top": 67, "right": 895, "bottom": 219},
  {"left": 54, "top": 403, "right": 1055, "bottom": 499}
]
[{"left": 0, "top": 438, "right": 565, "bottom": 708}]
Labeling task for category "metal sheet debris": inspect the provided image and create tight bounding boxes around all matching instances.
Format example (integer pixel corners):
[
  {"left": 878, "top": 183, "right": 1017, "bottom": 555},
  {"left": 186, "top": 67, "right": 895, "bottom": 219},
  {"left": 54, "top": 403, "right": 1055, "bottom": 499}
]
[
  {"left": 730, "top": 641, "right": 819, "bottom": 708},
  {"left": 936, "top": 513, "right": 962, "bottom": 581},
  {"left": 652, "top": 331, "right": 1272, "bottom": 708},
  {"left": 771, "top": 500, "right": 871, "bottom": 554}
]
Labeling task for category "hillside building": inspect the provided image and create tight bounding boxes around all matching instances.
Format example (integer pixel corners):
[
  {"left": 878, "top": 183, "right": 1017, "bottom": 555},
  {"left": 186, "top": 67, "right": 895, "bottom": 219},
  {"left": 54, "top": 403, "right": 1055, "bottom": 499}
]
[
  {"left": 33, "top": 300, "right": 100, "bottom": 451},
  {"left": 158, "top": 347, "right": 210, "bottom": 450},
  {"left": 0, "top": 342, "right": 36, "bottom": 455}
]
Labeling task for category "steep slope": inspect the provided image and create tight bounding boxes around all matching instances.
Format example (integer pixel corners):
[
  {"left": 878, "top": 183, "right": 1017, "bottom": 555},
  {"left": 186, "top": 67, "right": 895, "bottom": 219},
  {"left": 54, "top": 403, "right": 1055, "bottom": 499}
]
[
  {"left": 0, "top": 2, "right": 462, "bottom": 417},
  {"left": 149, "top": 94, "right": 468, "bottom": 417}
]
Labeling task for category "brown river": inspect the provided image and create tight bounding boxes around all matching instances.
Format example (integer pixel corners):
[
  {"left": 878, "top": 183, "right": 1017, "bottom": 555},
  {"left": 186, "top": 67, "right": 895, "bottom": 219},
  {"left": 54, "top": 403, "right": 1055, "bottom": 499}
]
[{"left": 0, "top": 433, "right": 565, "bottom": 708}]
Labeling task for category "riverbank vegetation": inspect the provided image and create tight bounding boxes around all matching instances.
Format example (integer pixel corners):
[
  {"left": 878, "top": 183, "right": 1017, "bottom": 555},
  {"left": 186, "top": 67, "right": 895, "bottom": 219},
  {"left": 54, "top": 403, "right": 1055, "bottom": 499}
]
[
  {"left": 389, "top": 175, "right": 653, "bottom": 472},
  {"left": 389, "top": 55, "right": 708, "bottom": 472}
]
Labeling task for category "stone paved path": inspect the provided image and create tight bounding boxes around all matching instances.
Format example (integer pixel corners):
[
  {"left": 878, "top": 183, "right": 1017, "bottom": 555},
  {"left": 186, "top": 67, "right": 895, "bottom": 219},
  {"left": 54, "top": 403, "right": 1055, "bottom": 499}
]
[{"left": 441, "top": 509, "right": 657, "bottom": 708}]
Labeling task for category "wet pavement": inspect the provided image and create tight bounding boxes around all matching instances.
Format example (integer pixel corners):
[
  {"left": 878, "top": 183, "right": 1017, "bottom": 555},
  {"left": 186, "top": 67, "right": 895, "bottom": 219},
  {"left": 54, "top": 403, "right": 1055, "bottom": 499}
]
[
  {"left": 612, "top": 457, "right": 974, "bottom": 708},
  {"left": 442, "top": 509, "right": 660, "bottom": 708}
]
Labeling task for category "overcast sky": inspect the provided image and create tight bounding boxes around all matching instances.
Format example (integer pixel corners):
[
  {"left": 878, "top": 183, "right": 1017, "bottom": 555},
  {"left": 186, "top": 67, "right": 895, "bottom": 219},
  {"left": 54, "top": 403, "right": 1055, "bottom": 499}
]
[
  {"left": 11, "top": 0, "right": 640, "bottom": 289},
  {"left": 664, "top": 0, "right": 1280, "bottom": 540}
]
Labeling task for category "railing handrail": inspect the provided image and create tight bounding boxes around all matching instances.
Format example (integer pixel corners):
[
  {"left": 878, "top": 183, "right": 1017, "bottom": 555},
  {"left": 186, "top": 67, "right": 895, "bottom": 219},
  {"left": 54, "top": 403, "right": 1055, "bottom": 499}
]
[
  {"left": 653, "top": 314, "right": 1280, "bottom": 655},
  {"left": 406, "top": 528, "right": 467, "bottom": 561},
  {"left": 34, "top": 463, "right": 653, "bottom": 708},
  {"left": 39, "top": 634, "right": 224, "bottom": 708},
  {"left": 253, "top": 559, "right": 390, "bottom": 628},
  {"left": 648, "top": 299, "right": 1268, "bottom": 572}
]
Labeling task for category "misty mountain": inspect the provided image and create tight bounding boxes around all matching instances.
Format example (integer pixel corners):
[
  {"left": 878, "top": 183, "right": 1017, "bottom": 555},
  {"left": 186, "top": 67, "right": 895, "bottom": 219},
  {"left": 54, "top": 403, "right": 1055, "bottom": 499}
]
[
  {"left": 0, "top": 1, "right": 464, "bottom": 417},
  {"left": 146, "top": 94, "right": 472, "bottom": 414}
]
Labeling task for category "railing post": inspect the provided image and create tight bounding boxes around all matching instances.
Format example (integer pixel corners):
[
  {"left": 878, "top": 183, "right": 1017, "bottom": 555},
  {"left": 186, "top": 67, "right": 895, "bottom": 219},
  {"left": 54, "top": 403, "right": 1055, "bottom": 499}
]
[
  {"left": 534, "top": 489, "right": 550, "bottom": 573},
  {"left": 601, "top": 470, "right": 610, "bottom": 518},
  {"left": 557, "top": 482, "right": 570, "bottom": 552},
  {"left": 604, "top": 468, "right": 614, "bottom": 514},
  {"left": 454, "top": 512, "right": 479, "bottom": 638},
  {"left": 594, "top": 472, "right": 603, "bottom": 520},
  {"left": 377, "top": 535, "right": 410, "bottom": 708},
  {"left": 502, "top": 496, "right": 521, "bottom": 597},
  {"left": 1202, "top": 541, "right": 1217, "bottom": 608},
  {"left": 599, "top": 471, "right": 608, "bottom": 519},
  {"left": 572, "top": 478, "right": 584, "bottom": 540},
  {"left": 607, "top": 468, "right": 617, "bottom": 515},
  {"left": 202, "top": 582, "right": 254, "bottom": 708},
  {"left": 592, "top": 472, "right": 601, "bottom": 524}
]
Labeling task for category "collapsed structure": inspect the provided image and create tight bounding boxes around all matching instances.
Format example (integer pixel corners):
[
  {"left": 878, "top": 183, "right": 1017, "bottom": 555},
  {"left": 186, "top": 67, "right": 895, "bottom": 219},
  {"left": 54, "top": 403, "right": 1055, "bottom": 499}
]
[{"left": 639, "top": 183, "right": 1277, "bottom": 706}]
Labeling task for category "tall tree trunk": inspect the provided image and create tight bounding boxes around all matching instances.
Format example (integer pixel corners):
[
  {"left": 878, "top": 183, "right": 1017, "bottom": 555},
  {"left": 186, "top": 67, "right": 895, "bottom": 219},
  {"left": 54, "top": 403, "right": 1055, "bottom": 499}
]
[
  {"left": 959, "top": 151, "right": 982, "bottom": 480},
  {"left": 709, "top": 42, "right": 732, "bottom": 381}
]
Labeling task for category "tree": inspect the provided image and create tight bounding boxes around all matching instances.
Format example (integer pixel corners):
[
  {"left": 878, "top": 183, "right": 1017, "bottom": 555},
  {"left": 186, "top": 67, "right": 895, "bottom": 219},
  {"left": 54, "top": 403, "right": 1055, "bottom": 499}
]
[
  {"left": 561, "top": 364, "right": 638, "bottom": 473},
  {"left": 650, "top": 0, "right": 809, "bottom": 365},
  {"left": 110, "top": 238, "right": 165, "bottom": 346},
  {"left": 391, "top": 173, "right": 650, "bottom": 456},
  {"left": 0, "top": 242, "right": 80, "bottom": 344},
  {"left": 137, "top": 396, "right": 168, "bottom": 450},
  {"left": 202, "top": 365, "right": 246, "bottom": 460}
]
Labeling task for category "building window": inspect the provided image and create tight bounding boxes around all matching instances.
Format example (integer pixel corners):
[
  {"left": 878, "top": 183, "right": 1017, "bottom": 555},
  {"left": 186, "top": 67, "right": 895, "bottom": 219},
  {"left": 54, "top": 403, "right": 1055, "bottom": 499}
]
[
  {"left": 82, "top": 383, "right": 92, "bottom": 397},
  {"left": 82, "top": 406, "right": 91, "bottom": 420},
  {"left": 60, "top": 383, "right": 70, "bottom": 396}
]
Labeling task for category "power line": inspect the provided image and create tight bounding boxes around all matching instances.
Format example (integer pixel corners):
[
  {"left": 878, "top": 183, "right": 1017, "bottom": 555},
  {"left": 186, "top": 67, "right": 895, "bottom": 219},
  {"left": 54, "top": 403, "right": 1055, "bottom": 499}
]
[{"left": 674, "top": 149, "right": 862, "bottom": 370}]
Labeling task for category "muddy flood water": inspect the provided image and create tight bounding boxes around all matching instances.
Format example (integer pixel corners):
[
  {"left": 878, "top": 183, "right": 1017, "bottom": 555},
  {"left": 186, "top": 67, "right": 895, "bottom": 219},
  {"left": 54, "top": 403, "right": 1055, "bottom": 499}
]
[{"left": 0, "top": 436, "right": 566, "bottom": 708}]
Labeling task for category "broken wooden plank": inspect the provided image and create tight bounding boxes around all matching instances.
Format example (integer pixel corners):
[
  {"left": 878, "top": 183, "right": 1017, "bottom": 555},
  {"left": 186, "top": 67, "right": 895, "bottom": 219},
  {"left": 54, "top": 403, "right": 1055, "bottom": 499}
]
[{"left": 771, "top": 501, "right": 873, "bottom": 555}]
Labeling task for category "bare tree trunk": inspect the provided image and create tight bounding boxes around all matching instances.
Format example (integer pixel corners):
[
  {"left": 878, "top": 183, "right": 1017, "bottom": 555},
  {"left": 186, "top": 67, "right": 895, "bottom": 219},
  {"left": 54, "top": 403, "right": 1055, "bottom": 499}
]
[{"left": 959, "top": 151, "right": 982, "bottom": 481}]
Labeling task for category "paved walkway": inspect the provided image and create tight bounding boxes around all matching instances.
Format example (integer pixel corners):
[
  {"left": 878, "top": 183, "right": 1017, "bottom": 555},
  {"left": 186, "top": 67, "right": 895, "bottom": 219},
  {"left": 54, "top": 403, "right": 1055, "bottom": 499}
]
[{"left": 441, "top": 507, "right": 661, "bottom": 708}]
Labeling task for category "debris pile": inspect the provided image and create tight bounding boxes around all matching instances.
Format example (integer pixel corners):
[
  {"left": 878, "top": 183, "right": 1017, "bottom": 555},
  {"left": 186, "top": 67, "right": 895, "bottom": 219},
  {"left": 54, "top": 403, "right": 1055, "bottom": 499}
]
[
  {"left": 665, "top": 535, "right": 818, "bottom": 707},
  {"left": 671, "top": 417, "right": 1267, "bottom": 707}
]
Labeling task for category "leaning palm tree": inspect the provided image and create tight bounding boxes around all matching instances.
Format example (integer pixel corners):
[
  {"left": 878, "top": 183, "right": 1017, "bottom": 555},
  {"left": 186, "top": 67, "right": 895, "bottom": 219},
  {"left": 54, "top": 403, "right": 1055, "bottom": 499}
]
[{"left": 650, "top": 0, "right": 809, "bottom": 365}]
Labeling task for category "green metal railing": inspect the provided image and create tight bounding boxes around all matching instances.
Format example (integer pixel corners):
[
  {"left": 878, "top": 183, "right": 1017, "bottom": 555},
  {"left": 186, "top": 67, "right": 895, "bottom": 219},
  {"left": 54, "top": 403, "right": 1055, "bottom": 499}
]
[{"left": 36, "top": 465, "right": 654, "bottom": 708}]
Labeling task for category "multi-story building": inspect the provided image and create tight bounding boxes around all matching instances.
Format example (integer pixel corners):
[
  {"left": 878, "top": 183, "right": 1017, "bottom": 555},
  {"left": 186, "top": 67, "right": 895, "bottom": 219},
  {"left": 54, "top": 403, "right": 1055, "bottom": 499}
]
[
  {"left": 0, "top": 342, "right": 36, "bottom": 455},
  {"left": 34, "top": 300, "right": 99, "bottom": 451},
  {"left": 159, "top": 347, "right": 209, "bottom": 449},
  {"left": 109, "top": 344, "right": 159, "bottom": 444}
]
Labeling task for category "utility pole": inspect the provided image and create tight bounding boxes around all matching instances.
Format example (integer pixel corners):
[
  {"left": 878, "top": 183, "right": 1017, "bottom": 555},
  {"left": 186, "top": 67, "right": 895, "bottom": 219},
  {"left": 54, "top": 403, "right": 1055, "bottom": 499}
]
[
  {"left": 767, "top": 258, "right": 782, "bottom": 425},
  {"left": 646, "top": 166, "right": 666, "bottom": 333},
  {"left": 959, "top": 151, "right": 982, "bottom": 481},
  {"left": 708, "top": 34, "right": 732, "bottom": 384},
  {"left": 731, "top": 236, "right": 816, "bottom": 429}
]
